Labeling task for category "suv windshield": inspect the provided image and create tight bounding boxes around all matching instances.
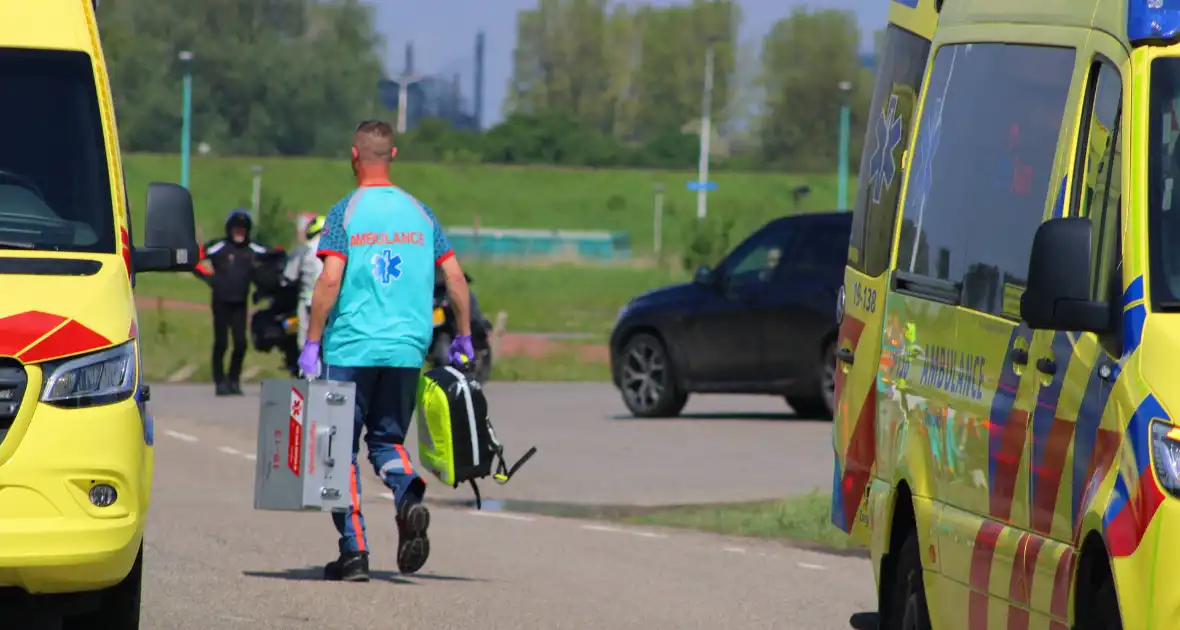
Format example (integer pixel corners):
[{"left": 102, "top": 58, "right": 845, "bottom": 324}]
[{"left": 0, "top": 48, "right": 113, "bottom": 254}]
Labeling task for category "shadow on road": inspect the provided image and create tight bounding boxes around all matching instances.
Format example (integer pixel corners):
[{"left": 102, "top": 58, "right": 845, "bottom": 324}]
[
  {"left": 849, "top": 611, "right": 879, "bottom": 629},
  {"left": 242, "top": 567, "right": 482, "bottom": 584},
  {"left": 609, "top": 412, "right": 829, "bottom": 423}
]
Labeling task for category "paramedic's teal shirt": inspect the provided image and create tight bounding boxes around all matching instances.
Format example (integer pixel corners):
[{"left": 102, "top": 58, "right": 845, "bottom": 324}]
[{"left": 316, "top": 186, "right": 454, "bottom": 368}]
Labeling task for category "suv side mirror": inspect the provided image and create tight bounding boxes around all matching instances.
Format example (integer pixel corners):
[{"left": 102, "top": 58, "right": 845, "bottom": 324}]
[
  {"left": 693, "top": 265, "right": 713, "bottom": 285},
  {"left": 1021, "top": 217, "right": 1110, "bottom": 333},
  {"left": 133, "top": 182, "right": 198, "bottom": 272}
]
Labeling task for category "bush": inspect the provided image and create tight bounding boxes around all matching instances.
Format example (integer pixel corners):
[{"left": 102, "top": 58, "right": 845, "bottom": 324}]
[
  {"left": 253, "top": 192, "right": 295, "bottom": 248},
  {"left": 680, "top": 214, "right": 735, "bottom": 273}
]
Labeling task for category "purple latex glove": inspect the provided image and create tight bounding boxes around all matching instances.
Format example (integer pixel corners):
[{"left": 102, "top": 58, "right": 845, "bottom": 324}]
[
  {"left": 298, "top": 341, "right": 321, "bottom": 378},
  {"left": 449, "top": 335, "right": 475, "bottom": 367}
]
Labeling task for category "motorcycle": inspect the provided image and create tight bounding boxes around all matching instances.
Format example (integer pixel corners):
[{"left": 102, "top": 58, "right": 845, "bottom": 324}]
[
  {"left": 430, "top": 272, "right": 494, "bottom": 383},
  {"left": 250, "top": 250, "right": 300, "bottom": 377}
]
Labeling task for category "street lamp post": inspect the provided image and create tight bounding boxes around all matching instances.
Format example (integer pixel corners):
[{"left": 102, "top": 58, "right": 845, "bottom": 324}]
[
  {"left": 837, "top": 81, "right": 853, "bottom": 211},
  {"left": 653, "top": 184, "right": 665, "bottom": 257},
  {"left": 179, "top": 50, "right": 194, "bottom": 189},
  {"left": 696, "top": 40, "right": 717, "bottom": 220},
  {"left": 251, "top": 166, "right": 264, "bottom": 217}
]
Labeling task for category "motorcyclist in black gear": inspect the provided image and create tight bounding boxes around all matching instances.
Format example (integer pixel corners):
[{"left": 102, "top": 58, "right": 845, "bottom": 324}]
[{"left": 193, "top": 209, "right": 274, "bottom": 396}]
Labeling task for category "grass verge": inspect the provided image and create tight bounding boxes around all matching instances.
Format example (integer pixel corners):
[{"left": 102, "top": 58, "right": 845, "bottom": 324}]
[
  {"left": 123, "top": 153, "right": 849, "bottom": 255},
  {"left": 137, "top": 306, "right": 292, "bottom": 383},
  {"left": 134, "top": 261, "right": 680, "bottom": 336},
  {"left": 491, "top": 343, "right": 610, "bottom": 382},
  {"left": 619, "top": 491, "right": 861, "bottom": 551},
  {"left": 138, "top": 304, "right": 609, "bottom": 383},
  {"left": 456, "top": 491, "right": 862, "bottom": 553}
]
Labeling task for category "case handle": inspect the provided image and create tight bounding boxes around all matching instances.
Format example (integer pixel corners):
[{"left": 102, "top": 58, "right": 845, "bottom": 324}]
[{"left": 317, "top": 425, "right": 337, "bottom": 468}]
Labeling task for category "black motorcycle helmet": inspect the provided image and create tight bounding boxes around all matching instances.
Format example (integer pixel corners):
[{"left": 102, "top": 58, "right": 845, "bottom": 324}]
[{"left": 225, "top": 208, "right": 253, "bottom": 241}]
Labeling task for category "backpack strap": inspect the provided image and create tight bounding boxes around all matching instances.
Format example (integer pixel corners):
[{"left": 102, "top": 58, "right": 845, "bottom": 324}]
[
  {"left": 486, "top": 416, "right": 537, "bottom": 485},
  {"left": 469, "top": 479, "right": 483, "bottom": 510}
]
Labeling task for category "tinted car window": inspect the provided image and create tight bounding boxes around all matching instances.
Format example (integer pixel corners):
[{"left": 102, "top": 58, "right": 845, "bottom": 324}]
[
  {"left": 0, "top": 49, "right": 114, "bottom": 254},
  {"left": 896, "top": 43, "right": 1074, "bottom": 318},
  {"left": 847, "top": 24, "right": 931, "bottom": 277},
  {"left": 720, "top": 226, "right": 790, "bottom": 290}
]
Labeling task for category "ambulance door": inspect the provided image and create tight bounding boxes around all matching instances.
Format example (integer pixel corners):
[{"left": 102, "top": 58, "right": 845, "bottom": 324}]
[
  {"left": 831, "top": 21, "right": 930, "bottom": 544},
  {"left": 887, "top": 39, "right": 1078, "bottom": 626},
  {"left": 1022, "top": 40, "right": 1125, "bottom": 627}
]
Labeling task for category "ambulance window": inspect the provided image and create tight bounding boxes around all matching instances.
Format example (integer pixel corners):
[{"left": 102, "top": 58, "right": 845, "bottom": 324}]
[
  {"left": 1148, "top": 58, "right": 1180, "bottom": 309},
  {"left": 1070, "top": 61, "right": 1122, "bottom": 305},
  {"left": 0, "top": 48, "right": 113, "bottom": 254},
  {"left": 847, "top": 24, "right": 931, "bottom": 277},
  {"left": 896, "top": 43, "right": 1075, "bottom": 318}
]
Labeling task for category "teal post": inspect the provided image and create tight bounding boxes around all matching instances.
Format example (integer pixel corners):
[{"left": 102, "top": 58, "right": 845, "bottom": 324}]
[
  {"left": 837, "top": 103, "right": 851, "bottom": 211},
  {"left": 179, "top": 51, "right": 194, "bottom": 189}
]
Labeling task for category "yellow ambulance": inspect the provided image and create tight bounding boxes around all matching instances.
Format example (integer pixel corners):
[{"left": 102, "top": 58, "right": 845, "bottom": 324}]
[
  {"left": 0, "top": 1, "right": 196, "bottom": 626},
  {"left": 832, "top": 0, "right": 1180, "bottom": 627}
]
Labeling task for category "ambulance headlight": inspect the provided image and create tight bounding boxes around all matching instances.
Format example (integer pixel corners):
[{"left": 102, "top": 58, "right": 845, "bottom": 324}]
[
  {"left": 1151, "top": 421, "right": 1180, "bottom": 495},
  {"left": 40, "top": 341, "right": 137, "bottom": 408}
]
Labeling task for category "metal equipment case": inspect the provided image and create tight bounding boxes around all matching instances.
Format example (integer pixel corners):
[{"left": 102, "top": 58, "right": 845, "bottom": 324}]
[{"left": 254, "top": 379, "right": 356, "bottom": 513}]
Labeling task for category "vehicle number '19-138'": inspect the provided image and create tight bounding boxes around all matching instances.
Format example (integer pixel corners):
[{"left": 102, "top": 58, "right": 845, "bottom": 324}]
[{"left": 851, "top": 281, "right": 877, "bottom": 313}]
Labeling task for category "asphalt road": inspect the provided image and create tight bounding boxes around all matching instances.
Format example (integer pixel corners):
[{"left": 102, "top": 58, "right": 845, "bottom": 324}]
[
  {"left": 138, "top": 382, "right": 875, "bottom": 629},
  {"left": 149, "top": 382, "right": 838, "bottom": 506}
]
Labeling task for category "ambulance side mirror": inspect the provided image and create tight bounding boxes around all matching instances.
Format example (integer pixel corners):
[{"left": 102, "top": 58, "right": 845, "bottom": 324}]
[
  {"left": 134, "top": 182, "right": 199, "bottom": 273},
  {"left": 1021, "top": 217, "right": 1111, "bottom": 333}
]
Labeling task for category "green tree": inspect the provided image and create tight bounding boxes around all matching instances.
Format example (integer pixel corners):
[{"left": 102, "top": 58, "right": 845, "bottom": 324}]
[
  {"left": 98, "top": 0, "right": 385, "bottom": 157},
  {"left": 758, "top": 8, "right": 872, "bottom": 171},
  {"left": 630, "top": 1, "right": 740, "bottom": 139}
]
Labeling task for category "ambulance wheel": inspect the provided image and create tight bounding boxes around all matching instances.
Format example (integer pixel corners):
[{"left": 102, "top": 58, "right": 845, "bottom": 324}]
[
  {"left": 786, "top": 342, "right": 836, "bottom": 420},
  {"left": 65, "top": 544, "right": 142, "bottom": 629},
  {"left": 619, "top": 333, "right": 687, "bottom": 418},
  {"left": 885, "top": 531, "right": 931, "bottom": 630},
  {"left": 1083, "top": 573, "right": 1122, "bottom": 630}
]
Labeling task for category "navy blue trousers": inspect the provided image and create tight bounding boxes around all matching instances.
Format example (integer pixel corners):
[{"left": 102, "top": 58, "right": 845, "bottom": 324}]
[{"left": 323, "top": 365, "right": 426, "bottom": 555}]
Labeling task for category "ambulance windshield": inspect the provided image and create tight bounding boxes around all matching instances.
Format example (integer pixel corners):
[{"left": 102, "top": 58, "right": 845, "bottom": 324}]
[{"left": 0, "top": 48, "right": 114, "bottom": 255}]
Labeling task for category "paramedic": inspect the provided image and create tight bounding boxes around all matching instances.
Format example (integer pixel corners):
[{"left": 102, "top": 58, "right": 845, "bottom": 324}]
[
  {"left": 283, "top": 214, "right": 327, "bottom": 349},
  {"left": 193, "top": 209, "right": 271, "bottom": 397},
  {"left": 298, "top": 119, "right": 473, "bottom": 582}
]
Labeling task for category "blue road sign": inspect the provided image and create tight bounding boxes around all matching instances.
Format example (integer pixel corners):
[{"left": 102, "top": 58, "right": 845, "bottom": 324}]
[{"left": 686, "top": 181, "right": 718, "bottom": 192}]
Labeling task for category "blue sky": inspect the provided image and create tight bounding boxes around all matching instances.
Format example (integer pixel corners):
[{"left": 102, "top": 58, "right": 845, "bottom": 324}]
[{"left": 369, "top": 1, "right": 887, "bottom": 127}]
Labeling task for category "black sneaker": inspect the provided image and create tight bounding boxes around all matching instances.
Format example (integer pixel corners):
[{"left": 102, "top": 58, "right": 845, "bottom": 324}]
[
  {"left": 396, "top": 502, "right": 431, "bottom": 574},
  {"left": 323, "top": 551, "right": 370, "bottom": 582},
  {"left": 214, "top": 382, "right": 233, "bottom": 397},
  {"left": 228, "top": 381, "right": 244, "bottom": 395}
]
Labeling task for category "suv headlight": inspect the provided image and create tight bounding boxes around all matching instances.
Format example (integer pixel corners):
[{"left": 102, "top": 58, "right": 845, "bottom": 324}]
[{"left": 40, "top": 341, "right": 137, "bottom": 408}]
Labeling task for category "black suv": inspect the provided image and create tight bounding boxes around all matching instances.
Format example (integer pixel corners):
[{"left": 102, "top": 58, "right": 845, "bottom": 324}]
[{"left": 609, "top": 212, "right": 851, "bottom": 419}]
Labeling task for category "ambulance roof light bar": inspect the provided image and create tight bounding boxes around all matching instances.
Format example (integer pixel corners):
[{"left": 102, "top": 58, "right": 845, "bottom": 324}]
[{"left": 1129, "top": 0, "right": 1180, "bottom": 45}]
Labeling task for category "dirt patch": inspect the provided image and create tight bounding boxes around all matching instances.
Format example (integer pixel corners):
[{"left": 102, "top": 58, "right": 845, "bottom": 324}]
[
  {"left": 498, "top": 333, "right": 608, "bottom": 363},
  {"left": 136, "top": 296, "right": 207, "bottom": 312},
  {"left": 136, "top": 296, "right": 609, "bottom": 363}
]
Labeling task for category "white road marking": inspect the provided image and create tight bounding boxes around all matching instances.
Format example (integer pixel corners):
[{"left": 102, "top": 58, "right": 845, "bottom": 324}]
[
  {"left": 797, "top": 562, "right": 826, "bottom": 570},
  {"left": 469, "top": 511, "right": 534, "bottom": 521},
  {"left": 580, "top": 524, "right": 665, "bottom": 539},
  {"left": 581, "top": 524, "right": 625, "bottom": 534},
  {"left": 218, "top": 446, "right": 242, "bottom": 456},
  {"left": 244, "top": 454, "right": 257, "bottom": 461},
  {"left": 164, "top": 430, "right": 198, "bottom": 442},
  {"left": 378, "top": 492, "right": 395, "bottom": 501},
  {"left": 723, "top": 547, "right": 748, "bottom": 554}
]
